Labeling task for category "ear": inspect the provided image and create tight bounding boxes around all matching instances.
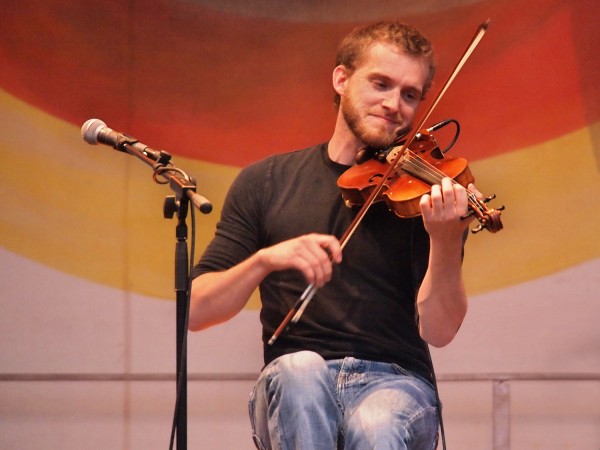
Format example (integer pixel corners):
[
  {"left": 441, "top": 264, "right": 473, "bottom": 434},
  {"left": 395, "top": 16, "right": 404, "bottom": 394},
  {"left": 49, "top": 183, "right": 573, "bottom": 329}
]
[{"left": 332, "top": 65, "right": 350, "bottom": 97}]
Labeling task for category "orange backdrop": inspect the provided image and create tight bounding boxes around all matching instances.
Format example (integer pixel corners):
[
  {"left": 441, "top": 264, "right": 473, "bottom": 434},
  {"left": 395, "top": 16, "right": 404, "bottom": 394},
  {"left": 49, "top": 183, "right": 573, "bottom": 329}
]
[{"left": 1, "top": 0, "right": 599, "bottom": 301}]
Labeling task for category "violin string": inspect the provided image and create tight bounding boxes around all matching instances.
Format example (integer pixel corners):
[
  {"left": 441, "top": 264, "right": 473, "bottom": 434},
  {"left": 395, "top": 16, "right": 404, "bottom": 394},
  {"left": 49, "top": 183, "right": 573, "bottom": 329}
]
[
  {"left": 403, "top": 152, "right": 486, "bottom": 216},
  {"left": 400, "top": 151, "right": 486, "bottom": 215}
]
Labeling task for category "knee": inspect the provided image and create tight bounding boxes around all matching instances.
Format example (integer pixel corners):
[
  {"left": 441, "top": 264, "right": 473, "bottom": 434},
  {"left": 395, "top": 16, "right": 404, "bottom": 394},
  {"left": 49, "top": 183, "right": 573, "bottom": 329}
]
[
  {"left": 346, "top": 404, "right": 438, "bottom": 448},
  {"left": 270, "top": 351, "right": 328, "bottom": 386},
  {"left": 349, "top": 400, "right": 397, "bottom": 435},
  {"left": 263, "top": 351, "right": 334, "bottom": 404},
  {"left": 278, "top": 350, "right": 326, "bottom": 370},
  {"left": 345, "top": 390, "right": 438, "bottom": 447}
]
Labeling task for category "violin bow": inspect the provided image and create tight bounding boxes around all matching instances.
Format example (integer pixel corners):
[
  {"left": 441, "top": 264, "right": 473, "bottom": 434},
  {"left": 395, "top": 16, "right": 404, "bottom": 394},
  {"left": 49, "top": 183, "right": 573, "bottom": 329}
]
[{"left": 268, "top": 19, "right": 490, "bottom": 345}]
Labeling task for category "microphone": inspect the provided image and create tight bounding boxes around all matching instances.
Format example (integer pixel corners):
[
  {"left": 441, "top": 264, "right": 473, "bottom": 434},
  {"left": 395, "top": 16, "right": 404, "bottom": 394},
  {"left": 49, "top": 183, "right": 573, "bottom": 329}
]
[
  {"left": 81, "top": 119, "right": 213, "bottom": 214},
  {"left": 81, "top": 118, "right": 163, "bottom": 160}
]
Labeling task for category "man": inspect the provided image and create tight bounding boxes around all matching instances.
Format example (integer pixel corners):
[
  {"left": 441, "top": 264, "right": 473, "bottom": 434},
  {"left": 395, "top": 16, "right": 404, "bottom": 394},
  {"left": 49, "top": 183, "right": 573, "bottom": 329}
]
[{"left": 189, "top": 21, "right": 474, "bottom": 449}]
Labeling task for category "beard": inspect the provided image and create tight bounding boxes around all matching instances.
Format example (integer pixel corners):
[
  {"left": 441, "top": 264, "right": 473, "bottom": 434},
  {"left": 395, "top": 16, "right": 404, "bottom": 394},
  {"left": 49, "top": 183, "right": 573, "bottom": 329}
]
[{"left": 340, "top": 92, "right": 406, "bottom": 151}]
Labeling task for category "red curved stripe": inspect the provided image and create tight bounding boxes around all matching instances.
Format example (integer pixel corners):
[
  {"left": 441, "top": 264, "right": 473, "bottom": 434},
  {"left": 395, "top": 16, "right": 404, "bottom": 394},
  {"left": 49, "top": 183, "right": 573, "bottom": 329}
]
[{"left": 1, "top": 0, "right": 598, "bottom": 166}]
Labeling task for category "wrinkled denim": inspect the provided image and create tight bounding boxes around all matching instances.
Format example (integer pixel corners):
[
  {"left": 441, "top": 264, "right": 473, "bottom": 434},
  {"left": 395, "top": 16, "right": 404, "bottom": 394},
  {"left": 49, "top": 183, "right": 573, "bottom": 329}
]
[{"left": 249, "top": 351, "right": 439, "bottom": 450}]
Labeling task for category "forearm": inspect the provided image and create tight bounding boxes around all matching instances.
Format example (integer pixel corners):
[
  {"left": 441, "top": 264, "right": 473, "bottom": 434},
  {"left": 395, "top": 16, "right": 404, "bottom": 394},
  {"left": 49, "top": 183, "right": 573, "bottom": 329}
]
[
  {"left": 416, "top": 236, "right": 468, "bottom": 347},
  {"left": 189, "top": 233, "right": 342, "bottom": 332},
  {"left": 188, "top": 252, "right": 269, "bottom": 331}
]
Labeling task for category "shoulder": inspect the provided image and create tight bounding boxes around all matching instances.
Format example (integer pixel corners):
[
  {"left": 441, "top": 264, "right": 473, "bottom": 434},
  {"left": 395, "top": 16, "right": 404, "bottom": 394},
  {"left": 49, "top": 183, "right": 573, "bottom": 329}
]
[
  {"left": 252, "top": 143, "right": 325, "bottom": 168},
  {"left": 226, "top": 143, "right": 326, "bottom": 202},
  {"left": 237, "top": 143, "right": 326, "bottom": 182}
]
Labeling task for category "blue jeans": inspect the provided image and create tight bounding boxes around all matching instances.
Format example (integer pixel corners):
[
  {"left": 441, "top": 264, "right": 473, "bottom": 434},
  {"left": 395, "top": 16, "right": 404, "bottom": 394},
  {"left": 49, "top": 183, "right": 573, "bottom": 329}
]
[{"left": 248, "top": 351, "right": 439, "bottom": 450}]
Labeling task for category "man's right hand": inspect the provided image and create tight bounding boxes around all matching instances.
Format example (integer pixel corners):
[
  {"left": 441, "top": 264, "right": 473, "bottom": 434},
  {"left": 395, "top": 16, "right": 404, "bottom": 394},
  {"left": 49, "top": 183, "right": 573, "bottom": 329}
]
[{"left": 257, "top": 233, "right": 342, "bottom": 287}]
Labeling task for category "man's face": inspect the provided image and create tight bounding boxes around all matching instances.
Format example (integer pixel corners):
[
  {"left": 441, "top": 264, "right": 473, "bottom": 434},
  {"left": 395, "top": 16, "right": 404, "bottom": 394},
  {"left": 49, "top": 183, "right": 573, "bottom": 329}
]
[{"left": 339, "top": 42, "right": 430, "bottom": 150}]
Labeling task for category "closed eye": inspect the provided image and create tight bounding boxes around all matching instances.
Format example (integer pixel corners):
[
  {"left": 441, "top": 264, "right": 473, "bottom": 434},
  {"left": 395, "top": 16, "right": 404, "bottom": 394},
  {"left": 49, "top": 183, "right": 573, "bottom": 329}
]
[
  {"left": 402, "top": 88, "right": 422, "bottom": 104},
  {"left": 372, "top": 79, "right": 389, "bottom": 90}
]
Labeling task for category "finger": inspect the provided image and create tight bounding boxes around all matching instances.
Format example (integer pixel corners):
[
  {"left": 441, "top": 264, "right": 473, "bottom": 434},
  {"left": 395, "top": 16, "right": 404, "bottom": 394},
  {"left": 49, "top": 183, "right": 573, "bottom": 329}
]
[
  {"left": 319, "top": 236, "right": 343, "bottom": 264},
  {"left": 453, "top": 183, "right": 469, "bottom": 215},
  {"left": 419, "top": 192, "right": 432, "bottom": 217},
  {"left": 467, "top": 182, "right": 483, "bottom": 199},
  {"left": 295, "top": 253, "right": 325, "bottom": 287},
  {"left": 441, "top": 177, "right": 455, "bottom": 206},
  {"left": 297, "top": 243, "right": 328, "bottom": 287},
  {"left": 300, "top": 235, "right": 337, "bottom": 286},
  {"left": 428, "top": 183, "right": 443, "bottom": 211}
]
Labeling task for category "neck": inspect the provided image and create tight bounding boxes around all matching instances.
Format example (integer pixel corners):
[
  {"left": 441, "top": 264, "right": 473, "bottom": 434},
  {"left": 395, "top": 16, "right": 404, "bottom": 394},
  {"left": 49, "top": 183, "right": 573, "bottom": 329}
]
[{"left": 327, "top": 111, "right": 363, "bottom": 166}]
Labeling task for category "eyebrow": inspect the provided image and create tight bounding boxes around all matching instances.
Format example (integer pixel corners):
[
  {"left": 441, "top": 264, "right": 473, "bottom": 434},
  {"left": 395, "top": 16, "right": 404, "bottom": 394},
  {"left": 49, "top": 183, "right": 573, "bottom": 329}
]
[{"left": 368, "top": 71, "right": 424, "bottom": 95}]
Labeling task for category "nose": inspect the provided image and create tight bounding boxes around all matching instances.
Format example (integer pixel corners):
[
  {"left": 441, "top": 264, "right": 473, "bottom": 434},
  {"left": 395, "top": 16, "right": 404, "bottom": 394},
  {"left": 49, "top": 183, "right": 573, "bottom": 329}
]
[{"left": 381, "top": 88, "right": 401, "bottom": 113}]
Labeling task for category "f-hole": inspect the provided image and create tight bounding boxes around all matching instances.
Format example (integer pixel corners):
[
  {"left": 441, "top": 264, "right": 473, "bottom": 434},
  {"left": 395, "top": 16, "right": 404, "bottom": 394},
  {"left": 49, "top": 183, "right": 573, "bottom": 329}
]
[{"left": 368, "top": 173, "right": 394, "bottom": 183}]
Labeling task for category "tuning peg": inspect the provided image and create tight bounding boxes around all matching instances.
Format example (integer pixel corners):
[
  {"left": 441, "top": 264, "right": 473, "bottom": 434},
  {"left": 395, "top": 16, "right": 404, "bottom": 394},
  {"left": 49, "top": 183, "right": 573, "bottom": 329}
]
[
  {"left": 461, "top": 210, "right": 475, "bottom": 220},
  {"left": 483, "top": 194, "right": 496, "bottom": 203},
  {"left": 471, "top": 223, "right": 484, "bottom": 233}
]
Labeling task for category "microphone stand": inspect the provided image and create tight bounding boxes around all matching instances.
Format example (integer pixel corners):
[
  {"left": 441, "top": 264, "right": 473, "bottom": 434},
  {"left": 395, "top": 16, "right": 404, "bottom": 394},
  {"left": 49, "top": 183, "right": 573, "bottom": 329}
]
[{"left": 113, "top": 134, "right": 212, "bottom": 450}]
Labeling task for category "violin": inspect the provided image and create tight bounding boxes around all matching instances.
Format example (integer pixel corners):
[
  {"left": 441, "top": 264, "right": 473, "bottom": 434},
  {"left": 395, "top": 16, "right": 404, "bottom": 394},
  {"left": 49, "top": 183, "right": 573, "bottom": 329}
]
[{"left": 337, "top": 120, "right": 504, "bottom": 233}]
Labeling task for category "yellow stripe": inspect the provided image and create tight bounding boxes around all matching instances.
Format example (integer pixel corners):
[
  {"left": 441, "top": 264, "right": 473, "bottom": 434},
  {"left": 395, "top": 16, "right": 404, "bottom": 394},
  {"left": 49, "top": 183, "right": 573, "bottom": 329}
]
[
  {"left": 464, "top": 121, "right": 600, "bottom": 294},
  {"left": 0, "top": 89, "right": 238, "bottom": 300},
  {"left": 1, "top": 88, "right": 599, "bottom": 304}
]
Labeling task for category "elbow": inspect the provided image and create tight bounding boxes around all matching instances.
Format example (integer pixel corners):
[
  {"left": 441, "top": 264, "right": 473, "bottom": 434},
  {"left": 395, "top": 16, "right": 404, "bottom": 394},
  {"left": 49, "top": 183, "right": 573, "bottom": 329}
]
[
  {"left": 423, "top": 328, "right": 458, "bottom": 348},
  {"left": 188, "top": 282, "right": 216, "bottom": 332},
  {"left": 187, "top": 295, "right": 225, "bottom": 332},
  {"left": 418, "top": 293, "right": 468, "bottom": 347},
  {"left": 187, "top": 316, "right": 205, "bottom": 333},
  {"left": 187, "top": 287, "right": 240, "bottom": 332},
  {"left": 187, "top": 307, "right": 207, "bottom": 332},
  {"left": 188, "top": 306, "right": 223, "bottom": 332},
  {"left": 420, "top": 316, "right": 464, "bottom": 348}
]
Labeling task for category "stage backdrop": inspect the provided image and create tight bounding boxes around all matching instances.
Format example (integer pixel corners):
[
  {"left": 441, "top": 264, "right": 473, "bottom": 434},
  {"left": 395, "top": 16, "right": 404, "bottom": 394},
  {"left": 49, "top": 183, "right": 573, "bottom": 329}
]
[{"left": 1, "top": 1, "right": 599, "bottom": 449}]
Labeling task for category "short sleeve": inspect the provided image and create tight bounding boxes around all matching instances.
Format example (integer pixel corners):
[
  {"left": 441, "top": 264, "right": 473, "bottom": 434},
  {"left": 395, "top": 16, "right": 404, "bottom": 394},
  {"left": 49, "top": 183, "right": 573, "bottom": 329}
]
[{"left": 192, "top": 158, "right": 272, "bottom": 278}]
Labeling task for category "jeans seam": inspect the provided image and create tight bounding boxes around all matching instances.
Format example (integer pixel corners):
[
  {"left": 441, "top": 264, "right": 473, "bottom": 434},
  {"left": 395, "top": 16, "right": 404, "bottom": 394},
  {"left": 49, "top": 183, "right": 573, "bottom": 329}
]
[
  {"left": 248, "top": 387, "right": 267, "bottom": 450},
  {"left": 405, "top": 404, "right": 439, "bottom": 447}
]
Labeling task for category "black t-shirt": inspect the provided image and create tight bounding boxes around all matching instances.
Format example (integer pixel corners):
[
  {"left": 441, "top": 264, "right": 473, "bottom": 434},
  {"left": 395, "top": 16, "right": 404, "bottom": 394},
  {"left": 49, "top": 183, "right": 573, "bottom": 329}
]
[{"left": 193, "top": 143, "right": 434, "bottom": 383}]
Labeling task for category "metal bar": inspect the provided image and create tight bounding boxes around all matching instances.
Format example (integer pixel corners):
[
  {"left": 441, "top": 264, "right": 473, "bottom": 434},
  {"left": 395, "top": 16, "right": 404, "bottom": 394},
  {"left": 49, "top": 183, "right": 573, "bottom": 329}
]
[
  {"left": 437, "top": 373, "right": 600, "bottom": 382},
  {"left": 0, "top": 373, "right": 258, "bottom": 382},
  {"left": 1, "top": 372, "right": 598, "bottom": 382}
]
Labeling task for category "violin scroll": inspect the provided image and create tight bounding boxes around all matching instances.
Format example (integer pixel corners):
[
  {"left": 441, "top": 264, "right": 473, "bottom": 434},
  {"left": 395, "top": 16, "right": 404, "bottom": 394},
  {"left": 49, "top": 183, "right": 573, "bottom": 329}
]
[{"left": 462, "top": 193, "right": 505, "bottom": 234}]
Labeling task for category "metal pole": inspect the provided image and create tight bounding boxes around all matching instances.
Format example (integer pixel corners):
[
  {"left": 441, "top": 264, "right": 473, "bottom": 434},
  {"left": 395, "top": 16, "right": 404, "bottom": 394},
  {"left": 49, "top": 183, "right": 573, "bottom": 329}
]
[{"left": 492, "top": 380, "right": 511, "bottom": 450}]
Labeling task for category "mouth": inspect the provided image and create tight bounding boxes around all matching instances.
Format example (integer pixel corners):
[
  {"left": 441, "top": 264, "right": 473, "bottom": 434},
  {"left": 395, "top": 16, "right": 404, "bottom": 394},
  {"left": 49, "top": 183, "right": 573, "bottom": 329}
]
[{"left": 372, "top": 114, "right": 404, "bottom": 129}]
